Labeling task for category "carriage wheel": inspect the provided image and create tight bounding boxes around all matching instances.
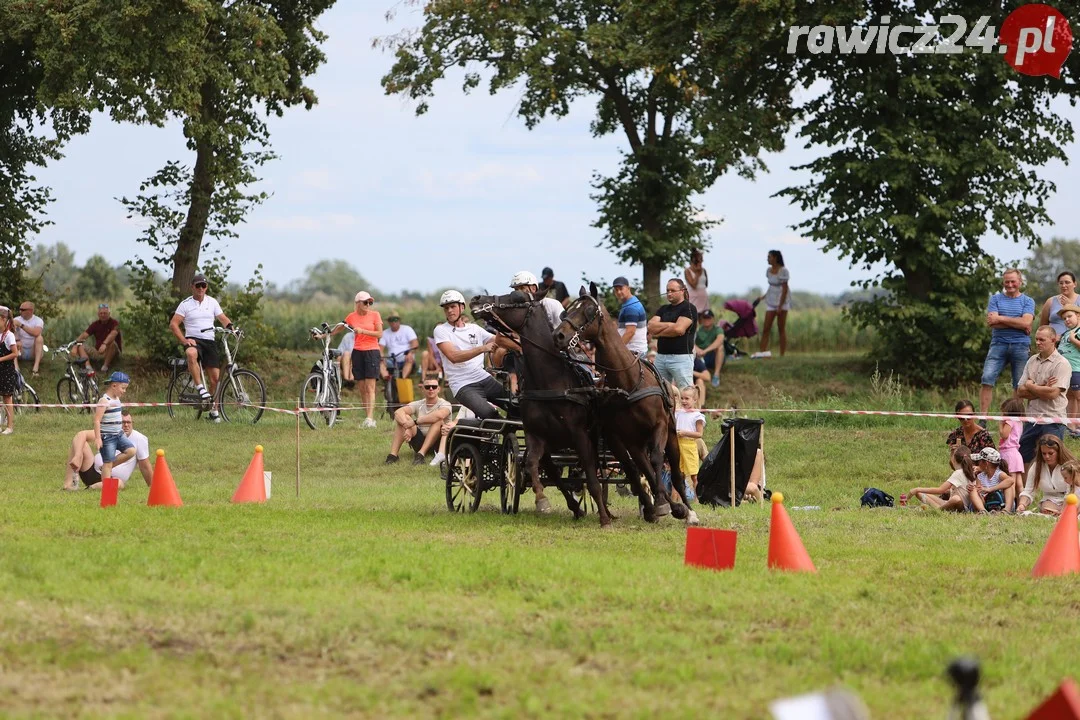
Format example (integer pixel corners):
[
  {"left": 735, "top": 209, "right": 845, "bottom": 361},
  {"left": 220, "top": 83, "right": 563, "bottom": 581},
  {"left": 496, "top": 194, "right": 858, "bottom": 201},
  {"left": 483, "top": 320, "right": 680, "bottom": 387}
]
[
  {"left": 445, "top": 444, "right": 482, "bottom": 513},
  {"left": 500, "top": 434, "right": 521, "bottom": 515}
]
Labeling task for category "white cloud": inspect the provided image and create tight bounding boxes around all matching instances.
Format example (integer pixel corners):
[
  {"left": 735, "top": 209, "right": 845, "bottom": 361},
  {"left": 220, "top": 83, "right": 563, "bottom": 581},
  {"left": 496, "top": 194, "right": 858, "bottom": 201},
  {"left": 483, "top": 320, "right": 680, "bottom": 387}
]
[
  {"left": 256, "top": 213, "right": 358, "bottom": 232},
  {"left": 417, "top": 162, "right": 543, "bottom": 199}
]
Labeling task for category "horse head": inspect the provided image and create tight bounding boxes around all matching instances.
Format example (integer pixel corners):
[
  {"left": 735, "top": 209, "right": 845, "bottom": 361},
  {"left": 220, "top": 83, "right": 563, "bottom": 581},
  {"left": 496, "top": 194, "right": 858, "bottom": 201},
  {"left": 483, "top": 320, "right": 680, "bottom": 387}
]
[
  {"left": 469, "top": 290, "right": 533, "bottom": 334},
  {"left": 552, "top": 284, "right": 605, "bottom": 351}
]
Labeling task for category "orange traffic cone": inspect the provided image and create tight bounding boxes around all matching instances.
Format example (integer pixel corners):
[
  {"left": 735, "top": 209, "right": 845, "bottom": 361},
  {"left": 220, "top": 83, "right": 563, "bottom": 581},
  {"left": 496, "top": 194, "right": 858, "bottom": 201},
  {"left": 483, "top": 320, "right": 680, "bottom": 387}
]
[
  {"left": 1025, "top": 678, "right": 1080, "bottom": 719},
  {"left": 768, "top": 493, "right": 816, "bottom": 573},
  {"left": 684, "top": 527, "right": 738, "bottom": 571},
  {"left": 232, "top": 445, "right": 266, "bottom": 504},
  {"left": 147, "top": 449, "right": 182, "bottom": 507},
  {"left": 1032, "top": 494, "right": 1080, "bottom": 578}
]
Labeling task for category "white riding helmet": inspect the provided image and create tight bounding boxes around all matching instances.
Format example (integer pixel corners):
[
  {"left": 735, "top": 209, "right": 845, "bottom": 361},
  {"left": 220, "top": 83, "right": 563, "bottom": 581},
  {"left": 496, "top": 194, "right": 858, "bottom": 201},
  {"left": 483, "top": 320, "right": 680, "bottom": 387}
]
[
  {"left": 439, "top": 290, "right": 466, "bottom": 307},
  {"left": 510, "top": 270, "right": 538, "bottom": 288}
]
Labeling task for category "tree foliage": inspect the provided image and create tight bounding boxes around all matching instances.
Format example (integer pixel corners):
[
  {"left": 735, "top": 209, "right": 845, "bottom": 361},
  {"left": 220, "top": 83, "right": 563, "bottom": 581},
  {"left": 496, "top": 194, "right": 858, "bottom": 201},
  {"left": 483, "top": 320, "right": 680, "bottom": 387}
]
[
  {"left": 286, "top": 260, "right": 376, "bottom": 303},
  {"left": 73, "top": 255, "right": 123, "bottom": 302},
  {"left": 1025, "top": 237, "right": 1080, "bottom": 302},
  {"left": 380, "top": 0, "right": 798, "bottom": 310},
  {"left": 779, "top": 0, "right": 1076, "bottom": 387}
]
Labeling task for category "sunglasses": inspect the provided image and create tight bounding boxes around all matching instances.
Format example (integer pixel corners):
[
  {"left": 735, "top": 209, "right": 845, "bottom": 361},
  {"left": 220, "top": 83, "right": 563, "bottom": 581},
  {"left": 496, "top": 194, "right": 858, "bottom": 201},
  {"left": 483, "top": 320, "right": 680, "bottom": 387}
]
[
  {"left": 358, "top": 300, "right": 373, "bottom": 305},
  {"left": 194, "top": 283, "right": 208, "bottom": 289},
  {"left": 19, "top": 307, "right": 31, "bottom": 311},
  {"left": 423, "top": 384, "right": 439, "bottom": 390}
]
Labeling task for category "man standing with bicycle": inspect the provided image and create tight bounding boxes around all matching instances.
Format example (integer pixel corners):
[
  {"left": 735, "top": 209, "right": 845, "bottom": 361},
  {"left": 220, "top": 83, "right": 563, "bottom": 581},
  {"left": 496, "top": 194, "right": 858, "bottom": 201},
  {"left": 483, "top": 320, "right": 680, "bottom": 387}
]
[{"left": 169, "top": 273, "right": 234, "bottom": 423}]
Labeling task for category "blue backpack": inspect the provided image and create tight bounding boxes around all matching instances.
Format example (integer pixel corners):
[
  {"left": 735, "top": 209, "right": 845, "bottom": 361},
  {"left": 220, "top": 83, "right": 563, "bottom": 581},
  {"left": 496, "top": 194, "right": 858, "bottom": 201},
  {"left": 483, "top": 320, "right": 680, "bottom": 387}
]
[{"left": 860, "top": 488, "right": 894, "bottom": 508}]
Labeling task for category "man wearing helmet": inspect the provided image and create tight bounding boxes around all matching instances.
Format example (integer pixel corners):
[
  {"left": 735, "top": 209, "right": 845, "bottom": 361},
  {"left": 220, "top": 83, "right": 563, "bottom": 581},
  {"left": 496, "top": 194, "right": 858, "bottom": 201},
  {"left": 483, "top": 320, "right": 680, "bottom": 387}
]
[
  {"left": 434, "top": 290, "right": 508, "bottom": 419},
  {"left": 510, "top": 270, "right": 564, "bottom": 330}
]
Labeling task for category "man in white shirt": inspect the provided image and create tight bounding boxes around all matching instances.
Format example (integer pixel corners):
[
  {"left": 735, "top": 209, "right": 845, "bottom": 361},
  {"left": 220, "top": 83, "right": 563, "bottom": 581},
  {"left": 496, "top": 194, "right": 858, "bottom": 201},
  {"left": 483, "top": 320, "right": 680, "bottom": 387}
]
[
  {"left": 434, "top": 290, "right": 509, "bottom": 420},
  {"left": 12, "top": 301, "right": 44, "bottom": 376},
  {"left": 64, "top": 412, "right": 153, "bottom": 490},
  {"left": 168, "top": 273, "right": 234, "bottom": 422},
  {"left": 379, "top": 315, "right": 419, "bottom": 379},
  {"left": 509, "top": 270, "right": 564, "bottom": 330}
]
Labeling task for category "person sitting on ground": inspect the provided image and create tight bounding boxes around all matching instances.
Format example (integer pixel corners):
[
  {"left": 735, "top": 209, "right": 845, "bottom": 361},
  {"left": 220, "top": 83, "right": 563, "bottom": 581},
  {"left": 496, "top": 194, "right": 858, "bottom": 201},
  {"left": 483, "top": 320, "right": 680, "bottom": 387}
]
[
  {"left": 0, "top": 307, "right": 18, "bottom": 435},
  {"left": 11, "top": 301, "right": 44, "bottom": 377},
  {"left": 72, "top": 303, "right": 122, "bottom": 374},
  {"left": 969, "top": 448, "right": 1013, "bottom": 513},
  {"left": 421, "top": 337, "right": 443, "bottom": 381},
  {"left": 1016, "top": 325, "right": 1071, "bottom": 464},
  {"left": 611, "top": 277, "right": 649, "bottom": 359},
  {"left": 385, "top": 378, "right": 452, "bottom": 465},
  {"left": 694, "top": 308, "right": 725, "bottom": 388},
  {"left": 1055, "top": 303, "right": 1080, "bottom": 437},
  {"left": 997, "top": 397, "right": 1026, "bottom": 506},
  {"left": 745, "top": 448, "right": 766, "bottom": 503},
  {"left": 380, "top": 314, "right": 418, "bottom": 380},
  {"left": 1017, "top": 434, "right": 1077, "bottom": 515},
  {"left": 64, "top": 412, "right": 152, "bottom": 490},
  {"left": 674, "top": 386, "right": 706, "bottom": 503},
  {"left": 909, "top": 445, "right": 978, "bottom": 512},
  {"left": 945, "top": 399, "right": 996, "bottom": 457},
  {"left": 433, "top": 405, "right": 476, "bottom": 467}
]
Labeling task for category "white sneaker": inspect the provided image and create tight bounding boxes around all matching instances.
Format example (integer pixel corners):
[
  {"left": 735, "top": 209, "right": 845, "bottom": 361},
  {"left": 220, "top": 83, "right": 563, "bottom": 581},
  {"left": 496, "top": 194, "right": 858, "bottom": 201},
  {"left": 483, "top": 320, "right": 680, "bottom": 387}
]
[
  {"left": 750, "top": 351, "right": 772, "bottom": 359},
  {"left": 429, "top": 452, "right": 446, "bottom": 466},
  {"left": 362, "top": 417, "right": 377, "bottom": 428}
]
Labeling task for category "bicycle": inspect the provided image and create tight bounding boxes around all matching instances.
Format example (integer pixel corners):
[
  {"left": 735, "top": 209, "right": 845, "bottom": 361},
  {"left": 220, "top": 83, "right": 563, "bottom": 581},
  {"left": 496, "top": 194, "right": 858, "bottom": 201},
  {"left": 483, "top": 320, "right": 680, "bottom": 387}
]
[
  {"left": 300, "top": 322, "right": 346, "bottom": 430},
  {"left": 166, "top": 327, "right": 267, "bottom": 424},
  {"left": 381, "top": 350, "right": 414, "bottom": 419},
  {"left": 55, "top": 341, "right": 99, "bottom": 412}
]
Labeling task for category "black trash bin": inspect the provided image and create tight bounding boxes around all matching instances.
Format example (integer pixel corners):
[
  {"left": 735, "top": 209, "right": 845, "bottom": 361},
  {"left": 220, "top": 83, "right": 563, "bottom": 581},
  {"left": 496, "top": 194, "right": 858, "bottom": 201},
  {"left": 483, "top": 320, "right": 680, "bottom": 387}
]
[{"left": 697, "top": 418, "right": 763, "bottom": 507}]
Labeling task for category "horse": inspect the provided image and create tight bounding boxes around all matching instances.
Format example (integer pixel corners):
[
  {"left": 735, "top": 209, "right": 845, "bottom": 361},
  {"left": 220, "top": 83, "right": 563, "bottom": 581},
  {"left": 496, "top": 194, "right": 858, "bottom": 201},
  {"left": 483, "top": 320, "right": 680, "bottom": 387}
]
[
  {"left": 471, "top": 290, "right": 650, "bottom": 528},
  {"left": 552, "top": 285, "right": 699, "bottom": 526}
]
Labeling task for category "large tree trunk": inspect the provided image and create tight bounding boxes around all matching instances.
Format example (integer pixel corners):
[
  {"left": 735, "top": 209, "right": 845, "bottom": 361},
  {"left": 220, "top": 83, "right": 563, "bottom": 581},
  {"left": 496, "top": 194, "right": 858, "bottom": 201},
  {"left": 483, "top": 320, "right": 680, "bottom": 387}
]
[
  {"left": 641, "top": 258, "right": 663, "bottom": 315},
  {"left": 171, "top": 136, "right": 214, "bottom": 292}
]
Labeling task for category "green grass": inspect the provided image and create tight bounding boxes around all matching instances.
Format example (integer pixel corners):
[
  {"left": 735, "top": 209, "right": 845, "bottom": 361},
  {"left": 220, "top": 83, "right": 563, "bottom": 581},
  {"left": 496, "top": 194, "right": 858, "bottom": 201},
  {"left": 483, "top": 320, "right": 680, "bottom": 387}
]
[{"left": 2, "top": 356, "right": 1076, "bottom": 718}]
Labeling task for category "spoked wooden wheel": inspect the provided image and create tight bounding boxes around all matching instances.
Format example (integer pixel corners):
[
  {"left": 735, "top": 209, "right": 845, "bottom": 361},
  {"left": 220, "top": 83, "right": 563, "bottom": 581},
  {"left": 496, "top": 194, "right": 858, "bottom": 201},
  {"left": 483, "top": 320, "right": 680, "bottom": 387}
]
[
  {"left": 445, "top": 444, "right": 482, "bottom": 513},
  {"left": 500, "top": 434, "right": 520, "bottom": 515}
]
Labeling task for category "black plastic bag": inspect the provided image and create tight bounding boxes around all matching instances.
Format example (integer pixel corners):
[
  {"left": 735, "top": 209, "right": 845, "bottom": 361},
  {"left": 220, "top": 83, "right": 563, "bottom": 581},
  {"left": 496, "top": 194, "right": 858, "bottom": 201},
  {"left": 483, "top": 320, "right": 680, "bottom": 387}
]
[{"left": 697, "top": 418, "right": 763, "bottom": 507}]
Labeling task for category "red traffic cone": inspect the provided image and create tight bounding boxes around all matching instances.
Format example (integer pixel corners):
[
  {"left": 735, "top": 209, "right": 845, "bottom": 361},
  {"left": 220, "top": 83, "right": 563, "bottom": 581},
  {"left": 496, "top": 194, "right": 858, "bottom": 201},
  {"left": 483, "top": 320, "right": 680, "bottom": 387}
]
[
  {"left": 147, "top": 449, "right": 182, "bottom": 507},
  {"left": 1025, "top": 678, "right": 1080, "bottom": 719},
  {"left": 684, "top": 527, "right": 737, "bottom": 571},
  {"left": 1032, "top": 494, "right": 1080, "bottom": 578},
  {"left": 232, "top": 445, "right": 266, "bottom": 504},
  {"left": 768, "top": 493, "right": 816, "bottom": 573},
  {"left": 100, "top": 477, "right": 119, "bottom": 508}
]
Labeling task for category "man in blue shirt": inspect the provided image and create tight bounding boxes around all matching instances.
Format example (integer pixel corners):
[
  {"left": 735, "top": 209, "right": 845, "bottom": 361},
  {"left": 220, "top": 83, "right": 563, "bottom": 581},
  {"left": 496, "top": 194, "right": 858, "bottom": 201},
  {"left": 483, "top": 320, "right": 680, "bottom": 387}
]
[
  {"left": 980, "top": 268, "right": 1035, "bottom": 416},
  {"left": 612, "top": 277, "right": 648, "bottom": 358}
]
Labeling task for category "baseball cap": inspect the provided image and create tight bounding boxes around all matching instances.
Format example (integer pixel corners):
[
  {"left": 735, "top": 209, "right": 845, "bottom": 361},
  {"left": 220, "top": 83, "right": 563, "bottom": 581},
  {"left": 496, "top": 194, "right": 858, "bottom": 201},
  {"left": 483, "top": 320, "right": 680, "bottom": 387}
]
[
  {"left": 387, "top": 314, "right": 401, "bottom": 322},
  {"left": 972, "top": 447, "right": 1001, "bottom": 464},
  {"left": 541, "top": 267, "right": 554, "bottom": 279},
  {"left": 107, "top": 371, "right": 131, "bottom": 384},
  {"left": 354, "top": 291, "right": 373, "bottom": 303},
  {"left": 612, "top": 276, "right": 629, "bottom": 288},
  {"left": 191, "top": 273, "right": 208, "bottom": 285},
  {"left": 700, "top": 309, "right": 714, "bottom": 319}
]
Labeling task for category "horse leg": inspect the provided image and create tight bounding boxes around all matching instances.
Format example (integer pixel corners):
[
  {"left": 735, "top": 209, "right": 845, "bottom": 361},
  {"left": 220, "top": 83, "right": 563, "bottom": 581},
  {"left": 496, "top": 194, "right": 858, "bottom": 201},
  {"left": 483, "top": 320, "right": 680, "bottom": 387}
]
[
  {"left": 607, "top": 434, "right": 655, "bottom": 522},
  {"left": 574, "top": 438, "right": 611, "bottom": 528},
  {"left": 628, "top": 443, "right": 667, "bottom": 519},
  {"left": 664, "top": 424, "right": 700, "bottom": 526},
  {"left": 526, "top": 435, "right": 553, "bottom": 514}
]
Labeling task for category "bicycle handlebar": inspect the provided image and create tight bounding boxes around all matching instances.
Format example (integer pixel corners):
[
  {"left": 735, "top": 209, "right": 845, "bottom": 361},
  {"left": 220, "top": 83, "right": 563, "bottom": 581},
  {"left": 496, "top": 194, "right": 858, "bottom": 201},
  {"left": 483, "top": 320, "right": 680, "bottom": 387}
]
[{"left": 55, "top": 340, "right": 82, "bottom": 354}]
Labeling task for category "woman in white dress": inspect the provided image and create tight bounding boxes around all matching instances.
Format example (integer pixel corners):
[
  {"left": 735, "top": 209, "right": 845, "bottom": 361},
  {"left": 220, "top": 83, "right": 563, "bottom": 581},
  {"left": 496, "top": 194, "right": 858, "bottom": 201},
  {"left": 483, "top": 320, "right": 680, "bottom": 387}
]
[
  {"left": 684, "top": 248, "right": 710, "bottom": 314},
  {"left": 753, "top": 250, "right": 790, "bottom": 358}
]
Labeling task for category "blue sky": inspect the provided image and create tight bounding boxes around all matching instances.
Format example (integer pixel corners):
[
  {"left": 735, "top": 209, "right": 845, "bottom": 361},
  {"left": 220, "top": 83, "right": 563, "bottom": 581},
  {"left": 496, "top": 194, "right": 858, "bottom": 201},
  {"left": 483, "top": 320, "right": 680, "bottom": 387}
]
[{"left": 30, "top": 3, "right": 1080, "bottom": 297}]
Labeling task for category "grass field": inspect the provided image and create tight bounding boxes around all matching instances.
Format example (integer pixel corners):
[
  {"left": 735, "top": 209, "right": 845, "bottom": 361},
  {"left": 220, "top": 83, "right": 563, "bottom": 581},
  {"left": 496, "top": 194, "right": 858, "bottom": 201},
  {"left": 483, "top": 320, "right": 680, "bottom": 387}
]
[{"left": 2, "top": 354, "right": 1076, "bottom": 718}]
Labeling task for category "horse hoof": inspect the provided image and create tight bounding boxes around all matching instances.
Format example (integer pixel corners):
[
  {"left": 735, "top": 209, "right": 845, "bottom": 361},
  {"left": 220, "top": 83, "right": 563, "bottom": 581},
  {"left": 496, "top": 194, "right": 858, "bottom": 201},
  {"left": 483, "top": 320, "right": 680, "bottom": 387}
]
[
  {"left": 670, "top": 503, "right": 689, "bottom": 520},
  {"left": 536, "top": 497, "right": 553, "bottom": 514},
  {"left": 600, "top": 522, "right": 614, "bottom": 530},
  {"left": 654, "top": 502, "right": 671, "bottom": 517},
  {"left": 685, "top": 510, "right": 701, "bottom": 526}
]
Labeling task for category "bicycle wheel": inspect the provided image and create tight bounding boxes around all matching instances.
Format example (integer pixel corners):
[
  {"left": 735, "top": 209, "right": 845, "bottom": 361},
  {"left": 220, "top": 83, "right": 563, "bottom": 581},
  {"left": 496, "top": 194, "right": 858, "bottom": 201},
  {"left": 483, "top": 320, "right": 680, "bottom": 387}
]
[
  {"left": 56, "top": 377, "right": 83, "bottom": 412},
  {"left": 166, "top": 370, "right": 203, "bottom": 420},
  {"left": 219, "top": 368, "right": 266, "bottom": 425},
  {"left": 301, "top": 372, "right": 338, "bottom": 430},
  {"left": 15, "top": 384, "right": 40, "bottom": 414}
]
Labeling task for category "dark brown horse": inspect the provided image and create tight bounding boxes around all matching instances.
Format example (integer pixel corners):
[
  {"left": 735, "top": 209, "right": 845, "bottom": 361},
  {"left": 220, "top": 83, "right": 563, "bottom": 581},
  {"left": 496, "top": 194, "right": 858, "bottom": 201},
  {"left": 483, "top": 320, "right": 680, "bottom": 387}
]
[
  {"left": 552, "top": 285, "right": 700, "bottom": 526},
  {"left": 471, "top": 290, "right": 647, "bottom": 528}
]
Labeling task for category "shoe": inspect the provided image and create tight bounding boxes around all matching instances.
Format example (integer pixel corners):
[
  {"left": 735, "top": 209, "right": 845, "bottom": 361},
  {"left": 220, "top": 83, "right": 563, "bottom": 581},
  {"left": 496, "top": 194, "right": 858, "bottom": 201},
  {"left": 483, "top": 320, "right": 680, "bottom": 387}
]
[
  {"left": 208, "top": 411, "right": 221, "bottom": 423},
  {"left": 750, "top": 351, "right": 772, "bottom": 359},
  {"left": 711, "top": 376, "right": 720, "bottom": 388},
  {"left": 412, "top": 453, "right": 428, "bottom": 466},
  {"left": 0, "top": 428, "right": 12, "bottom": 435},
  {"left": 429, "top": 452, "right": 446, "bottom": 467},
  {"left": 100, "top": 366, "right": 109, "bottom": 374},
  {"left": 362, "top": 417, "right": 377, "bottom": 428},
  {"left": 197, "top": 385, "right": 212, "bottom": 402},
  {"left": 384, "top": 454, "right": 399, "bottom": 465}
]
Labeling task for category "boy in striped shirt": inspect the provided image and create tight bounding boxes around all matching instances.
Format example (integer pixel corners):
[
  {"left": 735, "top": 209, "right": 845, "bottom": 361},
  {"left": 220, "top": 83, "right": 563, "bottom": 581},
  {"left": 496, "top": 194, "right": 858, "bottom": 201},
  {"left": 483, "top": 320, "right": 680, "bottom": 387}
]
[{"left": 94, "top": 371, "right": 134, "bottom": 481}]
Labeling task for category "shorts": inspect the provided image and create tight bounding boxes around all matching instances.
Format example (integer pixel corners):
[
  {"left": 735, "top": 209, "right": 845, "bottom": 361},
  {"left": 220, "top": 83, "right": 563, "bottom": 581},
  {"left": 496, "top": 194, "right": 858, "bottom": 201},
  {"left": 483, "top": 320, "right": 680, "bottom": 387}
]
[
  {"left": 693, "top": 356, "right": 706, "bottom": 373},
  {"left": 18, "top": 346, "right": 33, "bottom": 360},
  {"left": 1070, "top": 371, "right": 1080, "bottom": 391},
  {"left": 1019, "top": 422, "right": 1067, "bottom": 464},
  {"left": 100, "top": 431, "right": 135, "bottom": 464},
  {"left": 654, "top": 353, "right": 694, "bottom": 390},
  {"left": 352, "top": 349, "right": 381, "bottom": 380},
  {"left": 407, "top": 428, "right": 430, "bottom": 453},
  {"left": 980, "top": 342, "right": 1030, "bottom": 388},
  {"left": 191, "top": 337, "right": 220, "bottom": 369},
  {"left": 79, "top": 466, "right": 102, "bottom": 487},
  {"left": 678, "top": 437, "right": 700, "bottom": 476}
]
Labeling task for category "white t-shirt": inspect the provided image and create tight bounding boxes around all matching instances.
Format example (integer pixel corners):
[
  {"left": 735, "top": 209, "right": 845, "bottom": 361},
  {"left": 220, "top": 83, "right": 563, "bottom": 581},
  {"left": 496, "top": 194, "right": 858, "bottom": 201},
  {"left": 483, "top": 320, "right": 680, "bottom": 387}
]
[
  {"left": 380, "top": 324, "right": 418, "bottom": 359},
  {"left": 675, "top": 409, "right": 706, "bottom": 433},
  {"left": 1, "top": 330, "right": 16, "bottom": 352},
  {"left": 94, "top": 429, "right": 150, "bottom": 482},
  {"left": 433, "top": 321, "right": 495, "bottom": 394},
  {"left": 15, "top": 314, "right": 43, "bottom": 353},
  {"left": 174, "top": 296, "right": 224, "bottom": 340},
  {"left": 945, "top": 468, "right": 971, "bottom": 501},
  {"left": 540, "top": 298, "right": 564, "bottom": 330}
]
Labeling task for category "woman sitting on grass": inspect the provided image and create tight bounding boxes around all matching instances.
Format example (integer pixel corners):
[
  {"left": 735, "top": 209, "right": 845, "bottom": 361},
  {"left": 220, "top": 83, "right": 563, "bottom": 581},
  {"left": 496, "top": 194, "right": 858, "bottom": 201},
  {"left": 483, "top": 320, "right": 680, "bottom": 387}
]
[
  {"left": 997, "top": 397, "right": 1026, "bottom": 507},
  {"left": 969, "top": 448, "right": 1013, "bottom": 513},
  {"left": 945, "top": 399, "right": 995, "bottom": 457},
  {"left": 909, "top": 445, "right": 978, "bottom": 512},
  {"left": 1017, "top": 435, "right": 1077, "bottom": 516}
]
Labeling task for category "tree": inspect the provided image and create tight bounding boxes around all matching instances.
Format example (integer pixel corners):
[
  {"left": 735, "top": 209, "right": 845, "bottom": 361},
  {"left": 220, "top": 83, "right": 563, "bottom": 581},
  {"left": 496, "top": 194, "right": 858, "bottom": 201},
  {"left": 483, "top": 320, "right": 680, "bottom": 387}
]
[
  {"left": 779, "top": 1, "right": 1074, "bottom": 387},
  {"left": 380, "top": 0, "right": 798, "bottom": 310},
  {"left": 289, "top": 260, "right": 375, "bottom": 302},
  {"left": 26, "top": 243, "right": 79, "bottom": 296},
  {"left": 1025, "top": 238, "right": 1080, "bottom": 303},
  {"left": 73, "top": 255, "right": 123, "bottom": 302}
]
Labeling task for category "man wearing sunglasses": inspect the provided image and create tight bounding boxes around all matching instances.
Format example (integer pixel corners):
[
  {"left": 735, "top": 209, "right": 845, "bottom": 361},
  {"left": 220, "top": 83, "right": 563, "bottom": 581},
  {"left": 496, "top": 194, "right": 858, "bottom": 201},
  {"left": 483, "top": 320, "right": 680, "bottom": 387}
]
[
  {"left": 73, "top": 303, "right": 122, "bottom": 374},
  {"left": 386, "top": 379, "right": 452, "bottom": 465},
  {"left": 169, "top": 273, "right": 235, "bottom": 422},
  {"left": 11, "top": 301, "right": 44, "bottom": 377}
]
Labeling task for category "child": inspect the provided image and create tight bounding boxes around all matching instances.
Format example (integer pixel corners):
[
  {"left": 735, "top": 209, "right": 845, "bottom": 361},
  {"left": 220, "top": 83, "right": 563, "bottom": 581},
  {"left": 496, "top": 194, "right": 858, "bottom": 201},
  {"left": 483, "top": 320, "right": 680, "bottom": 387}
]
[
  {"left": 1057, "top": 304, "right": 1080, "bottom": 437},
  {"left": 998, "top": 397, "right": 1026, "bottom": 508},
  {"left": 675, "top": 387, "right": 706, "bottom": 502},
  {"left": 969, "top": 448, "right": 1013, "bottom": 513},
  {"left": 94, "top": 371, "right": 134, "bottom": 481},
  {"left": 909, "top": 445, "right": 977, "bottom": 512},
  {"left": 0, "top": 307, "right": 17, "bottom": 435}
]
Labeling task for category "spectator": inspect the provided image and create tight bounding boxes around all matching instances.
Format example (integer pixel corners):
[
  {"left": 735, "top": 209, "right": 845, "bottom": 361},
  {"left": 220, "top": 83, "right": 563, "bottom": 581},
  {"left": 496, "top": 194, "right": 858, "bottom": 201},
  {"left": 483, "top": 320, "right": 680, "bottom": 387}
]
[
  {"left": 73, "top": 303, "right": 122, "bottom": 374},
  {"left": 434, "top": 290, "right": 508, "bottom": 420},
  {"left": 11, "top": 301, "right": 44, "bottom": 376},
  {"left": 694, "top": 309, "right": 725, "bottom": 388},
  {"left": 0, "top": 307, "right": 17, "bottom": 435},
  {"left": 1016, "top": 325, "right": 1070, "bottom": 464},
  {"left": 342, "top": 291, "right": 382, "bottom": 428},
  {"left": 969, "top": 448, "right": 1012, "bottom": 513},
  {"left": 510, "top": 271, "right": 563, "bottom": 329},
  {"left": 539, "top": 267, "right": 571, "bottom": 308},
  {"left": 1055, "top": 303, "right": 1080, "bottom": 437},
  {"left": 169, "top": 273, "right": 235, "bottom": 422},
  {"left": 752, "top": 250, "right": 790, "bottom": 359},
  {"left": 691, "top": 359, "right": 709, "bottom": 409},
  {"left": 1017, "top": 435, "right": 1077, "bottom": 515},
  {"left": 647, "top": 278, "right": 698, "bottom": 392},
  {"left": 385, "top": 378, "right": 452, "bottom": 465},
  {"left": 684, "top": 248, "right": 710, "bottom": 314},
  {"left": 421, "top": 337, "right": 443, "bottom": 381},
  {"left": 337, "top": 329, "right": 355, "bottom": 389},
  {"left": 64, "top": 412, "right": 151, "bottom": 490},
  {"left": 611, "top": 277, "right": 648, "bottom": 359},
  {"left": 997, "top": 397, "right": 1026, "bottom": 507},
  {"left": 1039, "top": 271, "right": 1078, "bottom": 338},
  {"left": 674, "top": 386, "right": 706, "bottom": 501},
  {"left": 945, "top": 399, "right": 996, "bottom": 457},
  {"left": 909, "top": 445, "right": 978, "bottom": 512},
  {"left": 93, "top": 371, "right": 133, "bottom": 481},
  {"left": 979, "top": 268, "right": 1035, "bottom": 416},
  {"left": 380, "top": 314, "right": 419, "bottom": 380}
]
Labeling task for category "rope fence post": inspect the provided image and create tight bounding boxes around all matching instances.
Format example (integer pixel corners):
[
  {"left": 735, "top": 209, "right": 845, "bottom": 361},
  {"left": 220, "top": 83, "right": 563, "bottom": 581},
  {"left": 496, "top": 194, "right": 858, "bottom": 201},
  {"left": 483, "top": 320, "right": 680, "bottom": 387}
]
[{"left": 295, "top": 404, "right": 301, "bottom": 498}]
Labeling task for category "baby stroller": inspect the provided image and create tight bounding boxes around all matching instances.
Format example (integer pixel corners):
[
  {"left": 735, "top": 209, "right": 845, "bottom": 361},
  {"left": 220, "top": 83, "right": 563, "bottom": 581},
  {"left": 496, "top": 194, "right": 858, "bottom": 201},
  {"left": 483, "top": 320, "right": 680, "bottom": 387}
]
[{"left": 721, "top": 298, "right": 759, "bottom": 361}]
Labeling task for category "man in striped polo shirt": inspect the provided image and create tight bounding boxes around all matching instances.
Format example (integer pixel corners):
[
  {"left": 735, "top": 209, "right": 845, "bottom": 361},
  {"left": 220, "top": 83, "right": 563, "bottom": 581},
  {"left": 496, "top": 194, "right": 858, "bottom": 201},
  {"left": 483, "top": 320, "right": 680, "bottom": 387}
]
[
  {"left": 94, "top": 371, "right": 134, "bottom": 481},
  {"left": 980, "top": 268, "right": 1035, "bottom": 416}
]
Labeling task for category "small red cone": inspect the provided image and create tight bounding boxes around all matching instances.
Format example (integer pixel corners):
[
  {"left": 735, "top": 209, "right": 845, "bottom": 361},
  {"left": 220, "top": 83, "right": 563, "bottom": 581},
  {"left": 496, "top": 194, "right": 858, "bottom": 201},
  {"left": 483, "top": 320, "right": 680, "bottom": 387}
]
[
  {"left": 1032, "top": 494, "right": 1080, "bottom": 578},
  {"left": 768, "top": 493, "right": 816, "bottom": 573},
  {"left": 232, "top": 445, "right": 267, "bottom": 504},
  {"left": 1025, "top": 678, "right": 1080, "bottom": 719},
  {"left": 147, "top": 449, "right": 182, "bottom": 507},
  {"left": 684, "top": 527, "right": 737, "bottom": 571},
  {"left": 100, "top": 477, "right": 119, "bottom": 507}
]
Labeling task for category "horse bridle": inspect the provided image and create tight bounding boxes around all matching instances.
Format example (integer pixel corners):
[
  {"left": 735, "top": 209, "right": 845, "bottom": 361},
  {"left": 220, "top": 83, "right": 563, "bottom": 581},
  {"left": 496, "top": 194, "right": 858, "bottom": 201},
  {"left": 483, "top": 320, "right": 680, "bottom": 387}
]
[{"left": 562, "top": 295, "right": 642, "bottom": 374}]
